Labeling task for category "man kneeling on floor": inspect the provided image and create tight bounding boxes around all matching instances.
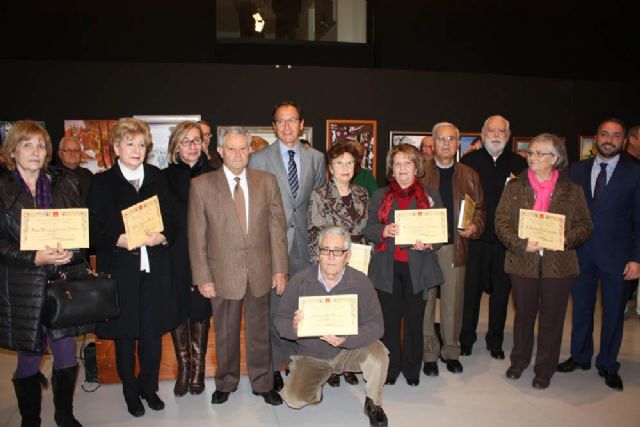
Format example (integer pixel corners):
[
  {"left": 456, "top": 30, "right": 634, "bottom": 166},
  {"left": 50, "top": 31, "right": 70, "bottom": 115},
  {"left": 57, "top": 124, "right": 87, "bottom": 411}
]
[{"left": 275, "top": 225, "right": 389, "bottom": 427}]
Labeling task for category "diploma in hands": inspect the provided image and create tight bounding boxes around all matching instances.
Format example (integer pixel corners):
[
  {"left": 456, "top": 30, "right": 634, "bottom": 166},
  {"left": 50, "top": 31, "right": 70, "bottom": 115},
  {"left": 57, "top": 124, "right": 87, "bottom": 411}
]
[
  {"left": 121, "top": 195, "right": 164, "bottom": 250},
  {"left": 20, "top": 208, "right": 89, "bottom": 250},
  {"left": 518, "top": 209, "right": 565, "bottom": 251},
  {"left": 297, "top": 294, "right": 358, "bottom": 337},
  {"left": 395, "top": 208, "right": 448, "bottom": 245}
]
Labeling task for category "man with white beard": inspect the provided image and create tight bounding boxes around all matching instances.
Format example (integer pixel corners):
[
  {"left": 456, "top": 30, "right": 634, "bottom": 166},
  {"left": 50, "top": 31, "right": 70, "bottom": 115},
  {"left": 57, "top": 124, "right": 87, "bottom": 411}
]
[{"left": 458, "top": 115, "right": 527, "bottom": 359}]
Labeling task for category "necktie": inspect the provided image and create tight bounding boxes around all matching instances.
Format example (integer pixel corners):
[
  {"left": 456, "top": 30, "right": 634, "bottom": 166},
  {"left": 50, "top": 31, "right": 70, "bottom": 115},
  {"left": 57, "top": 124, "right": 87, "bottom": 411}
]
[
  {"left": 593, "top": 162, "right": 608, "bottom": 200},
  {"left": 233, "top": 177, "right": 247, "bottom": 236},
  {"left": 287, "top": 150, "right": 299, "bottom": 199},
  {"left": 129, "top": 179, "right": 140, "bottom": 192}
]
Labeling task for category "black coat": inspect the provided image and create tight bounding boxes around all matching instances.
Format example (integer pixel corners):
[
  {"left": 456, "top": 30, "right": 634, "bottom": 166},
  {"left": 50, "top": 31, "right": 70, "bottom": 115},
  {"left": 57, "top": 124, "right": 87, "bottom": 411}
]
[
  {"left": 0, "top": 167, "right": 91, "bottom": 352},
  {"left": 88, "top": 164, "right": 178, "bottom": 339},
  {"left": 164, "top": 154, "right": 220, "bottom": 322}
]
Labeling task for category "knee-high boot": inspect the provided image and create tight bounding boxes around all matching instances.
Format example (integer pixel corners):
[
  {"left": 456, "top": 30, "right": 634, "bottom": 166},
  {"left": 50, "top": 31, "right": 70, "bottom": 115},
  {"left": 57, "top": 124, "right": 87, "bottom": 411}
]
[
  {"left": 12, "top": 371, "right": 47, "bottom": 427},
  {"left": 189, "top": 317, "right": 210, "bottom": 395},
  {"left": 171, "top": 322, "right": 191, "bottom": 397},
  {"left": 52, "top": 365, "right": 82, "bottom": 427}
]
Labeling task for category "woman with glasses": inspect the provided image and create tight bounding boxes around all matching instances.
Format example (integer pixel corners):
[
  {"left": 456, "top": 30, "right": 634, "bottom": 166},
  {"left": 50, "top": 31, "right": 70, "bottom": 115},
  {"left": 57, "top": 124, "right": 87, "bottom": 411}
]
[
  {"left": 88, "top": 118, "right": 178, "bottom": 417},
  {"left": 364, "top": 144, "right": 444, "bottom": 386},
  {"left": 308, "top": 141, "right": 369, "bottom": 387},
  {"left": 495, "top": 133, "right": 591, "bottom": 389},
  {"left": 164, "top": 121, "right": 221, "bottom": 397}
]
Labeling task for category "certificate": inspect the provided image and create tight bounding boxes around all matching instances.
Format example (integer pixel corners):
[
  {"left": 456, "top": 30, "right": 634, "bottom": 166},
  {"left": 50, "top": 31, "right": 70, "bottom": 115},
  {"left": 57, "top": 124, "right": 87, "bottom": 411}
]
[
  {"left": 457, "top": 193, "right": 476, "bottom": 230},
  {"left": 20, "top": 208, "right": 89, "bottom": 250},
  {"left": 121, "top": 195, "right": 164, "bottom": 250},
  {"left": 297, "top": 294, "right": 358, "bottom": 337},
  {"left": 348, "top": 243, "right": 372, "bottom": 275},
  {"left": 518, "top": 209, "right": 565, "bottom": 251},
  {"left": 395, "top": 208, "right": 448, "bottom": 245}
]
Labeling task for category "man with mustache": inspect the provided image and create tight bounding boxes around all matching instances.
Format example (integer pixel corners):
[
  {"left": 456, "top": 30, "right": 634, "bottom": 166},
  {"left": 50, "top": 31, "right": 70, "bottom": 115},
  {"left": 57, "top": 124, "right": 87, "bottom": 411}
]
[
  {"left": 458, "top": 115, "right": 527, "bottom": 359},
  {"left": 557, "top": 119, "right": 640, "bottom": 391}
]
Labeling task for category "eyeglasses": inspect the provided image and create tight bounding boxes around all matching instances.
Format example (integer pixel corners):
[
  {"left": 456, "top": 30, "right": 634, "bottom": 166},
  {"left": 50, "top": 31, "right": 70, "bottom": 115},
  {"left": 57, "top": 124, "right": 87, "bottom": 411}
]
[
  {"left": 202, "top": 132, "right": 212, "bottom": 139},
  {"left": 434, "top": 136, "right": 458, "bottom": 143},
  {"left": 179, "top": 138, "right": 203, "bottom": 147},
  {"left": 318, "top": 247, "right": 348, "bottom": 257},
  {"left": 60, "top": 149, "right": 81, "bottom": 154},
  {"left": 274, "top": 118, "right": 300, "bottom": 127},
  {"left": 527, "top": 151, "right": 554, "bottom": 158},
  {"left": 333, "top": 160, "right": 355, "bottom": 167}
]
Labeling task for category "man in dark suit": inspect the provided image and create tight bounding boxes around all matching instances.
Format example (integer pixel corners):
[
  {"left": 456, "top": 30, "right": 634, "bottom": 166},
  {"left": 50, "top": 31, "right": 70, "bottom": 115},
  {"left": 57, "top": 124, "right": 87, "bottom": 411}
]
[
  {"left": 248, "top": 101, "right": 326, "bottom": 390},
  {"left": 57, "top": 136, "right": 93, "bottom": 203},
  {"left": 188, "top": 126, "right": 289, "bottom": 405},
  {"left": 558, "top": 118, "right": 640, "bottom": 391}
]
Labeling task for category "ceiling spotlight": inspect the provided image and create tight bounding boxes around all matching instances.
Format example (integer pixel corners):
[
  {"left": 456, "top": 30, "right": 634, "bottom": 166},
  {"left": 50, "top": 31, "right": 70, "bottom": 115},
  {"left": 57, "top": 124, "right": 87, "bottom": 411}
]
[{"left": 253, "top": 11, "right": 265, "bottom": 32}]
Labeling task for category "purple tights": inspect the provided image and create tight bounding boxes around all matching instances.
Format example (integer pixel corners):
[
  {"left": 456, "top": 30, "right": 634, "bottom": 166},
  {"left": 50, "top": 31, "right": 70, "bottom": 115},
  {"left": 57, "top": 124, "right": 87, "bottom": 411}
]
[{"left": 14, "top": 335, "right": 77, "bottom": 379}]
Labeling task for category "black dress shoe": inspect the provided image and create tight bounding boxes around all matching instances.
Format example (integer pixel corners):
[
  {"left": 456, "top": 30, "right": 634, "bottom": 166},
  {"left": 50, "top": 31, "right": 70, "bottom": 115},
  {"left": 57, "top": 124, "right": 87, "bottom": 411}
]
[
  {"left": 488, "top": 347, "right": 505, "bottom": 360},
  {"left": 506, "top": 366, "right": 523, "bottom": 379},
  {"left": 557, "top": 357, "right": 591, "bottom": 373},
  {"left": 441, "top": 358, "right": 463, "bottom": 374},
  {"left": 422, "top": 362, "right": 439, "bottom": 377},
  {"left": 364, "top": 397, "right": 388, "bottom": 427},
  {"left": 140, "top": 393, "right": 165, "bottom": 411},
  {"left": 532, "top": 377, "right": 550, "bottom": 389},
  {"left": 460, "top": 345, "right": 472, "bottom": 356},
  {"left": 125, "top": 397, "right": 145, "bottom": 417},
  {"left": 273, "top": 371, "right": 284, "bottom": 392},
  {"left": 343, "top": 372, "right": 359, "bottom": 385},
  {"left": 598, "top": 370, "right": 623, "bottom": 391},
  {"left": 327, "top": 373, "right": 341, "bottom": 387},
  {"left": 253, "top": 389, "right": 283, "bottom": 406},
  {"left": 211, "top": 390, "right": 231, "bottom": 404},
  {"left": 384, "top": 376, "right": 396, "bottom": 385},
  {"left": 406, "top": 377, "right": 420, "bottom": 386}
]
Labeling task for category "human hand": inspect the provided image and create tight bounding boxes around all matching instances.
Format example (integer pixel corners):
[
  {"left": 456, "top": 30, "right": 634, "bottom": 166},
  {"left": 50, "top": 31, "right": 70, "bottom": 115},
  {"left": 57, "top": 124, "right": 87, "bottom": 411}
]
[
  {"left": 272, "top": 272, "right": 287, "bottom": 295},
  {"left": 34, "top": 242, "right": 72, "bottom": 266},
  {"left": 623, "top": 261, "right": 640, "bottom": 280},
  {"left": 198, "top": 282, "right": 216, "bottom": 299},
  {"left": 293, "top": 310, "right": 304, "bottom": 330},
  {"left": 411, "top": 240, "right": 433, "bottom": 251},
  {"left": 526, "top": 241, "right": 543, "bottom": 252},
  {"left": 458, "top": 223, "right": 477, "bottom": 238},
  {"left": 382, "top": 223, "right": 399, "bottom": 238},
  {"left": 144, "top": 232, "right": 166, "bottom": 247},
  {"left": 320, "top": 335, "right": 346, "bottom": 347}
]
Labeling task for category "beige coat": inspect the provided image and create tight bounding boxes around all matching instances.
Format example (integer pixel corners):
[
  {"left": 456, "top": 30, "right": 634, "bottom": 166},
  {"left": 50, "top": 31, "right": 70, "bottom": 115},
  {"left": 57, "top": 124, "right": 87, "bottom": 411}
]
[{"left": 188, "top": 168, "right": 288, "bottom": 300}]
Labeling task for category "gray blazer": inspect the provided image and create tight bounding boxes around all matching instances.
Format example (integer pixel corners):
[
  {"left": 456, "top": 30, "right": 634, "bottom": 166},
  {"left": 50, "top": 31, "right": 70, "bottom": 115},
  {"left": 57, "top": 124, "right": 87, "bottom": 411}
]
[
  {"left": 249, "top": 141, "right": 326, "bottom": 273},
  {"left": 363, "top": 184, "right": 444, "bottom": 296}
]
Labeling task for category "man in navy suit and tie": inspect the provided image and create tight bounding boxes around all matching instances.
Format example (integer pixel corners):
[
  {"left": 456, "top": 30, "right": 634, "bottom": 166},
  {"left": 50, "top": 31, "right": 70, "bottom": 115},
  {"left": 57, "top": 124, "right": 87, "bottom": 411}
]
[{"left": 557, "top": 118, "right": 640, "bottom": 391}]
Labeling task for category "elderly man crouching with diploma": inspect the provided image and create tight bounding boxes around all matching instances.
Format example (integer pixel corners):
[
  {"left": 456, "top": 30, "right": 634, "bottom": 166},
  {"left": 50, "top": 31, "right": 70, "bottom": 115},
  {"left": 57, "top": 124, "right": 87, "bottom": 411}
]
[{"left": 275, "top": 226, "right": 389, "bottom": 427}]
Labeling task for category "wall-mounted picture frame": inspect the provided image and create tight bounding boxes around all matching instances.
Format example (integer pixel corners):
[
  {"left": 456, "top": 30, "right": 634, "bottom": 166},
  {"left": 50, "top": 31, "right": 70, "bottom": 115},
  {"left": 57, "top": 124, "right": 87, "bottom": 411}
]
[
  {"left": 512, "top": 137, "right": 533, "bottom": 159},
  {"left": 389, "top": 130, "right": 430, "bottom": 150},
  {"left": 216, "top": 125, "right": 313, "bottom": 151},
  {"left": 134, "top": 114, "right": 201, "bottom": 170},
  {"left": 459, "top": 133, "right": 482, "bottom": 161},
  {"left": 64, "top": 120, "right": 117, "bottom": 173},
  {"left": 327, "top": 119, "right": 377, "bottom": 176},
  {"left": 579, "top": 135, "right": 596, "bottom": 160}
]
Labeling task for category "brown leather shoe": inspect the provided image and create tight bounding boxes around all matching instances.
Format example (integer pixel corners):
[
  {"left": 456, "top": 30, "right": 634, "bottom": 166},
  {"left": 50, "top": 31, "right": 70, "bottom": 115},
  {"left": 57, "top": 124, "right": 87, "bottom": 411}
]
[
  {"left": 327, "top": 374, "right": 340, "bottom": 387},
  {"left": 343, "top": 372, "right": 359, "bottom": 385},
  {"left": 506, "top": 366, "right": 523, "bottom": 379},
  {"left": 532, "top": 377, "right": 550, "bottom": 389}
]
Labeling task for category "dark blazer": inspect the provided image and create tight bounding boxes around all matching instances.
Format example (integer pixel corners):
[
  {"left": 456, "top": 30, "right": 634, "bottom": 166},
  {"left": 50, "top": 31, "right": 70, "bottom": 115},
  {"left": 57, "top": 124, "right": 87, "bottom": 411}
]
[
  {"left": 0, "top": 167, "right": 91, "bottom": 351},
  {"left": 164, "top": 154, "right": 219, "bottom": 322},
  {"left": 570, "top": 154, "right": 640, "bottom": 273},
  {"left": 88, "top": 164, "right": 178, "bottom": 339},
  {"left": 363, "top": 183, "right": 445, "bottom": 296}
]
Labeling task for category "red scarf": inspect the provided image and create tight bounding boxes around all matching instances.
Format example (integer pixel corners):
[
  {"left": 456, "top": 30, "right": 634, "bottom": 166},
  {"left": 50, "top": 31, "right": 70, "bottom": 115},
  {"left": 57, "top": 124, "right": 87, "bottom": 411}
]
[{"left": 375, "top": 178, "right": 431, "bottom": 252}]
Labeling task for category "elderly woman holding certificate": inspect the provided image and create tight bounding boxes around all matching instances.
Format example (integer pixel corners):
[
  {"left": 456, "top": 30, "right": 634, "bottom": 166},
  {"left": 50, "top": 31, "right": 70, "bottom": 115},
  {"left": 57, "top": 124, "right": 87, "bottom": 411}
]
[
  {"left": 363, "top": 144, "right": 444, "bottom": 386},
  {"left": 87, "top": 118, "right": 177, "bottom": 417},
  {"left": 0, "top": 120, "right": 89, "bottom": 427},
  {"left": 495, "top": 133, "right": 591, "bottom": 390},
  {"left": 308, "top": 141, "right": 369, "bottom": 387}
]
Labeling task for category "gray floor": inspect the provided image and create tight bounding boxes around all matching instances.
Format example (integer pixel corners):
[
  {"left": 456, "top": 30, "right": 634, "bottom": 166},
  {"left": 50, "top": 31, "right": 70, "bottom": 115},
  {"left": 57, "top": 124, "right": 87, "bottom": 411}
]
[{"left": 1, "top": 294, "right": 639, "bottom": 427}]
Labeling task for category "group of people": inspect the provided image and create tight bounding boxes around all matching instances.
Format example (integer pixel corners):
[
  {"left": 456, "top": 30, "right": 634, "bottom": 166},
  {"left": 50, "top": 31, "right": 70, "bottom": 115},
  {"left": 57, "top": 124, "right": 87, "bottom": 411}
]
[{"left": 0, "top": 102, "right": 638, "bottom": 427}]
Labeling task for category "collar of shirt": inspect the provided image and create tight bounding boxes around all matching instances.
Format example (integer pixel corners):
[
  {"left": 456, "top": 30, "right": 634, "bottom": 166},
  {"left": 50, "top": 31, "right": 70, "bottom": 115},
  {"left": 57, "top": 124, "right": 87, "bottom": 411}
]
[
  {"left": 118, "top": 160, "right": 144, "bottom": 184},
  {"left": 316, "top": 264, "right": 346, "bottom": 293}
]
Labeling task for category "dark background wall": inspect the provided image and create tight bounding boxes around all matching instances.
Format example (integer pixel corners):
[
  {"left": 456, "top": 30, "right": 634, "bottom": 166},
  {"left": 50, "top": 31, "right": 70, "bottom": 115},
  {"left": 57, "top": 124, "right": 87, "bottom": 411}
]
[{"left": 1, "top": 1, "right": 638, "bottom": 181}]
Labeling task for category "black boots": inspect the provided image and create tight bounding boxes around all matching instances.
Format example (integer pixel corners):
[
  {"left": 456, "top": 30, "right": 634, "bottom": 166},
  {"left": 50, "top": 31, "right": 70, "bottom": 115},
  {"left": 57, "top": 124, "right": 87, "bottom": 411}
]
[
  {"left": 51, "top": 365, "right": 83, "bottom": 427},
  {"left": 189, "top": 318, "right": 210, "bottom": 395},
  {"left": 171, "top": 322, "right": 191, "bottom": 396},
  {"left": 171, "top": 318, "right": 210, "bottom": 396},
  {"left": 12, "top": 372, "right": 46, "bottom": 427}
]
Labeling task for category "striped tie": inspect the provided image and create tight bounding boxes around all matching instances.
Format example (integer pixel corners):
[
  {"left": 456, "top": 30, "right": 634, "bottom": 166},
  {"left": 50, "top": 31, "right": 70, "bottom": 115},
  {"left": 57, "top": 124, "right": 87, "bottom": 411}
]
[{"left": 287, "top": 150, "right": 299, "bottom": 199}]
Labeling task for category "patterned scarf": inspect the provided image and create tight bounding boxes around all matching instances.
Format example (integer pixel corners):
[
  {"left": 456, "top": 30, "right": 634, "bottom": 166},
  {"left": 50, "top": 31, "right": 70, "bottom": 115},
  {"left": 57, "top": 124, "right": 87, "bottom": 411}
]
[
  {"left": 528, "top": 168, "right": 559, "bottom": 212},
  {"left": 14, "top": 170, "right": 53, "bottom": 209},
  {"left": 375, "top": 178, "right": 430, "bottom": 252}
]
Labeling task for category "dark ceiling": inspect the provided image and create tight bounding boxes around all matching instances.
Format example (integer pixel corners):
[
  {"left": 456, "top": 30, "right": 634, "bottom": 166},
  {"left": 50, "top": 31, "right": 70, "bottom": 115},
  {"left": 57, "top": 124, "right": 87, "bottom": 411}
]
[{"left": 1, "top": 0, "right": 638, "bottom": 81}]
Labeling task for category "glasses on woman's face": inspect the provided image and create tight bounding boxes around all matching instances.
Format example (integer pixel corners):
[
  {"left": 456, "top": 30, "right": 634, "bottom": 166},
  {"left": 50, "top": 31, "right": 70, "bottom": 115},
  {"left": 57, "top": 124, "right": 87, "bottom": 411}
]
[
  {"left": 526, "top": 151, "right": 554, "bottom": 158},
  {"left": 333, "top": 160, "right": 355, "bottom": 168},
  {"left": 318, "top": 247, "right": 348, "bottom": 257},
  {"left": 179, "top": 137, "right": 203, "bottom": 147}
]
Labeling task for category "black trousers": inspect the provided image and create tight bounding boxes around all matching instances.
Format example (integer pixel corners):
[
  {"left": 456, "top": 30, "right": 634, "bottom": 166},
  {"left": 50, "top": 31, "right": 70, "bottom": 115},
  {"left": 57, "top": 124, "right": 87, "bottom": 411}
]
[
  {"left": 460, "top": 239, "right": 512, "bottom": 350},
  {"left": 114, "top": 273, "right": 162, "bottom": 399},
  {"left": 377, "top": 261, "right": 426, "bottom": 381}
]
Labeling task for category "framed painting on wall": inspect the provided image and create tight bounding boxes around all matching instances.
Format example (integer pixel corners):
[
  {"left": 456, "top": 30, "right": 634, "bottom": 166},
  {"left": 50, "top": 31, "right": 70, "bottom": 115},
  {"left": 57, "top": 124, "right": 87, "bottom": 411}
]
[
  {"left": 327, "top": 119, "right": 377, "bottom": 176},
  {"left": 579, "top": 135, "right": 596, "bottom": 160},
  {"left": 134, "top": 115, "right": 201, "bottom": 169},
  {"left": 389, "top": 130, "right": 430, "bottom": 150},
  {"left": 512, "top": 137, "right": 533, "bottom": 159},
  {"left": 64, "top": 120, "right": 117, "bottom": 173},
  {"left": 458, "top": 133, "right": 482, "bottom": 161}
]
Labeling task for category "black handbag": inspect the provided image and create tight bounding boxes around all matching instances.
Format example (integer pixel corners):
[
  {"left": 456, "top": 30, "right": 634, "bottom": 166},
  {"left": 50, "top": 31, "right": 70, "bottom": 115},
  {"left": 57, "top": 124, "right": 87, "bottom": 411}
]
[{"left": 41, "top": 263, "right": 120, "bottom": 329}]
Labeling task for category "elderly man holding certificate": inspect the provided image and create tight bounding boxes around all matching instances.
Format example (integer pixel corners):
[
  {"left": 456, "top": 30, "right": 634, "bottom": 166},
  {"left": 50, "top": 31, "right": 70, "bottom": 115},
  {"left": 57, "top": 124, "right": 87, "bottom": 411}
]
[
  {"left": 275, "top": 226, "right": 389, "bottom": 427},
  {"left": 495, "top": 133, "right": 592, "bottom": 389}
]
